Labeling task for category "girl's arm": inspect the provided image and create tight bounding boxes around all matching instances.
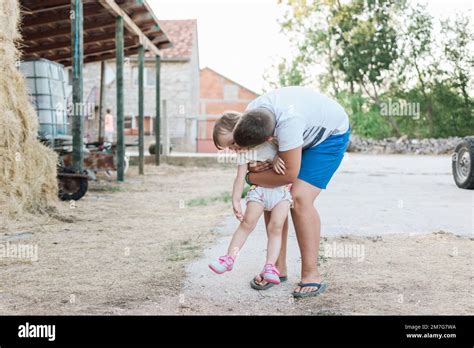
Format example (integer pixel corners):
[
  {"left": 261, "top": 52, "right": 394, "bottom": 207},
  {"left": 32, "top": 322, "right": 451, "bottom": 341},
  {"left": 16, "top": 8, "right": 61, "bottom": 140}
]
[
  {"left": 247, "top": 146, "right": 302, "bottom": 188},
  {"left": 231, "top": 164, "right": 248, "bottom": 221}
]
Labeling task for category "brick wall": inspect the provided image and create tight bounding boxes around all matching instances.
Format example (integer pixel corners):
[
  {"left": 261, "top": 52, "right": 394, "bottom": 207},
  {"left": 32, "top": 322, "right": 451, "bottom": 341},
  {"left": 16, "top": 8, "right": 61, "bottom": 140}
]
[{"left": 198, "top": 67, "right": 258, "bottom": 153}]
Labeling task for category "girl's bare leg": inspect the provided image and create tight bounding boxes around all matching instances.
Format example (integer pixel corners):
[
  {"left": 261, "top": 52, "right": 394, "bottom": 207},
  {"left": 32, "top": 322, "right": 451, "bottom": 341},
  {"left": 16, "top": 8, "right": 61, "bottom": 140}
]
[
  {"left": 265, "top": 201, "right": 291, "bottom": 265},
  {"left": 264, "top": 211, "right": 289, "bottom": 275},
  {"left": 226, "top": 202, "right": 264, "bottom": 258},
  {"left": 254, "top": 205, "right": 290, "bottom": 285}
]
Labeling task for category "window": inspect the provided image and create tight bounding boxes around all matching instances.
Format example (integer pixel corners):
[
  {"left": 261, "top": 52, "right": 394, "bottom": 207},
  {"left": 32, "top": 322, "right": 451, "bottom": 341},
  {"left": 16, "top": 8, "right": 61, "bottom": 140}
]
[
  {"left": 146, "top": 67, "right": 156, "bottom": 87},
  {"left": 124, "top": 116, "right": 132, "bottom": 129},
  {"left": 133, "top": 67, "right": 155, "bottom": 87},
  {"left": 223, "top": 84, "right": 238, "bottom": 100}
]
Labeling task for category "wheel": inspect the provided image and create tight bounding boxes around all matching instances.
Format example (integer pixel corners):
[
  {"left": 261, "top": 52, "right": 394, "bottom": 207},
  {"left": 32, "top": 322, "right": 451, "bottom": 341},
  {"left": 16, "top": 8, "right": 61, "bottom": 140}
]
[
  {"left": 58, "top": 168, "right": 89, "bottom": 201},
  {"left": 149, "top": 142, "right": 170, "bottom": 155},
  {"left": 452, "top": 137, "right": 474, "bottom": 189},
  {"left": 149, "top": 142, "right": 156, "bottom": 155}
]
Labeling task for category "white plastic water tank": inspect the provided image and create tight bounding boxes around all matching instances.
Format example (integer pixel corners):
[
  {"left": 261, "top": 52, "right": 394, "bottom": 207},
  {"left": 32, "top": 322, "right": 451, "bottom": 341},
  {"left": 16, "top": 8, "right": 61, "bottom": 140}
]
[{"left": 20, "top": 58, "right": 68, "bottom": 139}]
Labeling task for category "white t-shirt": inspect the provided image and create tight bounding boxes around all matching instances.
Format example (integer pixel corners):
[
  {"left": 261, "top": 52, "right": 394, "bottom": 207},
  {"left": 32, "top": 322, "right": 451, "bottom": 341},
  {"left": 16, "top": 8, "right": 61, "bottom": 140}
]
[
  {"left": 236, "top": 141, "right": 277, "bottom": 165},
  {"left": 245, "top": 86, "right": 349, "bottom": 151}
]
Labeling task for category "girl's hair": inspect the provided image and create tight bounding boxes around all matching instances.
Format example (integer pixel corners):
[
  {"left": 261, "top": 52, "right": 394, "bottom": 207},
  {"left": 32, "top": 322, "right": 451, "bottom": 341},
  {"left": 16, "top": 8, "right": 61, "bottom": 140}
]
[{"left": 212, "top": 111, "right": 242, "bottom": 149}]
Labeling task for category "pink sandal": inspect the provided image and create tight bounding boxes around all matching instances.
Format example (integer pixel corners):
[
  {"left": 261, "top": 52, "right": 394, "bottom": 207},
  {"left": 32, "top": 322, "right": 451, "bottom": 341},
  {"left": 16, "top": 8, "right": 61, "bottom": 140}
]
[
  {"left": 260, "top": 263, "right": 281, "bottom": 284},
  {"left": 209, "top": 255, "right": 234, "bottom": 274}
]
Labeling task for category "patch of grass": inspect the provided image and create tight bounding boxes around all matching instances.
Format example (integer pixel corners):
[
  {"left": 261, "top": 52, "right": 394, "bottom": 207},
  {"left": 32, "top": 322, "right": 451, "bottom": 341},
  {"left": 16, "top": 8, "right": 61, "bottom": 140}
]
[
  {"left": 186, "top": 186, "right": 249, "bottom": 207},
  {"left": 318, "top": 243, "right": 329, "bottom": 265},
  {"left": 89, "top": 184, "right": 122, "bottom": 193},
  {"left": 367, "top": 235, "right": 383, "bottom": 243},
  {"left": 164, "top": 239, "right": 202, "bottom": 262},
  {"left": 187, "top": 192, "right": 232, "bottom": 207},
  {"left": 318, "top": 253, "right": 329, "bottom": 266}
]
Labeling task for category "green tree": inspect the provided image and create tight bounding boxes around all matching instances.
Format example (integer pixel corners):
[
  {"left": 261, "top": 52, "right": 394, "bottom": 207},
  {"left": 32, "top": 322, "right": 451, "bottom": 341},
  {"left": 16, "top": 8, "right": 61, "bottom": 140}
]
[
  {"left": 441, "top": 14, "right": 474, "bottom": 133},
  {"left": 267, "top": 0, "right": 473, "bottom": 138}
]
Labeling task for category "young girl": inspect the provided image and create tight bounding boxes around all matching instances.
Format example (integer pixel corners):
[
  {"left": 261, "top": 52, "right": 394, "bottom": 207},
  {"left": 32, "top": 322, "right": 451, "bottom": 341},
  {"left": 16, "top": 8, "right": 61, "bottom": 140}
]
[{"left": 208, "top": 113, "right": 293, "bottom": 285}]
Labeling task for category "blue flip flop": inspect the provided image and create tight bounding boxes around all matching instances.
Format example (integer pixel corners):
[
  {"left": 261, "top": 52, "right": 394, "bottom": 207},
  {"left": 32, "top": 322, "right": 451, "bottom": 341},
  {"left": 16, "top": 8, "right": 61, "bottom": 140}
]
[
  {"left": 292, "top": 282, "right": 327, "bottom": 298},
  {"left": 250, "top": 276, "right": 288, "bottom": 290}
]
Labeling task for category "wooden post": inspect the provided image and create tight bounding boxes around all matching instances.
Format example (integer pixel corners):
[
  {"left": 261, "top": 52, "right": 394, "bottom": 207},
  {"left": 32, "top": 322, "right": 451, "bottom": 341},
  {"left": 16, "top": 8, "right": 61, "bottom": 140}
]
[
  {"left": 98, "top": 60, "right": 105, "bottom": 143},
  {"left": 71, "top": 0, "right": 84, "bottom": 171},
  {"left": 116, "top": 16, "right": 125, "bottom": 181},
  {"left": 155, "top": 54, "right": 161, "bottom": 165},
  {"left": 138, "top": 45, "right": 145, "bottom": 175}
]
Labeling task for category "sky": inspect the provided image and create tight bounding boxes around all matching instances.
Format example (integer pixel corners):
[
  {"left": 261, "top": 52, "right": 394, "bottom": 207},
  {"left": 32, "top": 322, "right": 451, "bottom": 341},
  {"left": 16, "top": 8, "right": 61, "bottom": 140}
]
[{"left": 148, "top": 0, "right": 473, "bottom": 94}]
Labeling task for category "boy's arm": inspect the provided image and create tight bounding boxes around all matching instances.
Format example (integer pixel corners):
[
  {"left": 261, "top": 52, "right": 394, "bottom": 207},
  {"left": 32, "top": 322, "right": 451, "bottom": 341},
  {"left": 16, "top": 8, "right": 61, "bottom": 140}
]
[{"left": 247, "top": 146, "right": 302, "bottom": 188}]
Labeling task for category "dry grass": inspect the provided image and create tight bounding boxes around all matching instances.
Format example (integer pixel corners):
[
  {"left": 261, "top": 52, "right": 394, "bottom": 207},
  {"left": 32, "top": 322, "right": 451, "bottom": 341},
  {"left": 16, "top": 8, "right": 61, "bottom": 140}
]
[{"left": 0, "top": 0, "right": 58, "bottom": 217}]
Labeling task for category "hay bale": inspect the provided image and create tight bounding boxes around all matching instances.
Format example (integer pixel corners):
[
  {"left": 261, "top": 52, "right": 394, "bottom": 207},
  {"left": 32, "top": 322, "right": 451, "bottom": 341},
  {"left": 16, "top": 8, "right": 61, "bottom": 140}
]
[{"left": 0, "top": 0, "right": 58, "bottom": 216}]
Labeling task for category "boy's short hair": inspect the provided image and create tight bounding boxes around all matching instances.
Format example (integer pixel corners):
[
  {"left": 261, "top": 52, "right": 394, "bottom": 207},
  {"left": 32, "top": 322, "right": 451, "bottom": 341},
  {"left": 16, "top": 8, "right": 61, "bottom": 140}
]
[
  {"left": 212, "top": 111, "right": 241, "bottom": 149},
  {"left": 233, "top": 107, "right": 275, "bottom": 148}
]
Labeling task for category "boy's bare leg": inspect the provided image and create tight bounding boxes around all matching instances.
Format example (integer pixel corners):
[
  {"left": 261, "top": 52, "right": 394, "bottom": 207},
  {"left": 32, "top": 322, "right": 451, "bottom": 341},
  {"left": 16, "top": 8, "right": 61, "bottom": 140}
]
[
  {"left": 227, "top": 202, "right": 264, "bottom": 258},
  {"left": 290, "top": 179, "right": 322, "bottom": 294},
  {"left": 265, "top": 201, "right": 291, "bottom": 265}
]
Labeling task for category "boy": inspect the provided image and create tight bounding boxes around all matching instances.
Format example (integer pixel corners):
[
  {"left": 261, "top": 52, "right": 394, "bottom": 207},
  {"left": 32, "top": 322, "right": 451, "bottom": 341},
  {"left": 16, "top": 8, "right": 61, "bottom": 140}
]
[{"left": 219, "top": 86, "right": 350, "bottom": 298}]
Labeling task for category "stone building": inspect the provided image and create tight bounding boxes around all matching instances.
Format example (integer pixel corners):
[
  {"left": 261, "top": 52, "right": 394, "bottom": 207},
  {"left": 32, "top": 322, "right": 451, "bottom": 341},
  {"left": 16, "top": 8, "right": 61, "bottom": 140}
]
[
  {"left": 72, "top": 19, "right": 200, "bottom": 153},
  {"left": 197, "top": 67, "right": 259, "bottom": 153}
]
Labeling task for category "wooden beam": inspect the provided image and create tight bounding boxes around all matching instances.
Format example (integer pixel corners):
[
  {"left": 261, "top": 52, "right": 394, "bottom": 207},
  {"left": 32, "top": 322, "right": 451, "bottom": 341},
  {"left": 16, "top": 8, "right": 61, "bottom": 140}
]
[
  {"left": 138, "top": 44, "right": 145, "bottom": 175},
  {"left": 71, "top": 0, "right": 84, "bottom": 172},
  {"left": 86, "top": 43, "right": 138, "bottom": 57},
  {"left": 116, "top": 15, "right": 125, "bottom": 181},
  {"left": 57, "top": 45, "right": 139, "bottom": 65},
  {"left": 22, "top": 3, "right": 104, "bottom": 28},
  {"left": 142, "top": 24, "right": 159, "bottom": 33},
  {"left": 25, "top": 4, "right": 70, "bottom": 15},
  {"left": 150, "top": 34, "right": 168, "bottom": 43},
  {"left": 22, "top": 17, "right": 115, "bottom": 42},
  {"left": 129, "top": 7, "right": 149, "bottom": 17},
  {"left": 98, "top": 0, "right": 160, "bottom": 55},
  {"left": 22, "top": 0, "right": 70, "bottom": 12},
  {"left": 24, "top": 30, "right": 132, "bottom": 54},
  {"left": 44, "top": 40, "right": 136, "bottom": 61},
  {"left": 22, "top": 11, "right": 71, "bottom": 28},
  {"left": 134, "top": 18, "right": 157, "bottom": 27}
]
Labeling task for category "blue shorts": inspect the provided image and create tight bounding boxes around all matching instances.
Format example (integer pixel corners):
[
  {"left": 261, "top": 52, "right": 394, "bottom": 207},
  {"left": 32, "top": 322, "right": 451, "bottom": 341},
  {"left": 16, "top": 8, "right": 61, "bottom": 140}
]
[{"left": 297, "top": 128, "right": 350, "bottom": 189}]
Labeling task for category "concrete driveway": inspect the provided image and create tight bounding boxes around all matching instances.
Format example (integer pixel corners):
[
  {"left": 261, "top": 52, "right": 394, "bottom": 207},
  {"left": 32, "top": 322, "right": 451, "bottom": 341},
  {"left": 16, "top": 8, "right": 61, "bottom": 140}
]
[{"left": 320, "top": 153, "right": 472, "bottom": 237}]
